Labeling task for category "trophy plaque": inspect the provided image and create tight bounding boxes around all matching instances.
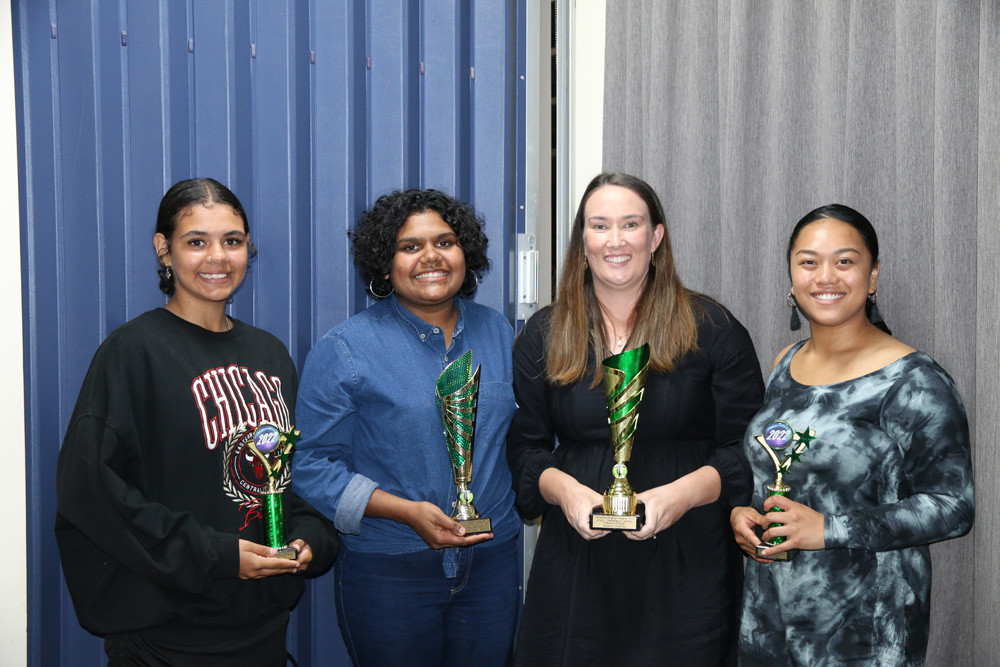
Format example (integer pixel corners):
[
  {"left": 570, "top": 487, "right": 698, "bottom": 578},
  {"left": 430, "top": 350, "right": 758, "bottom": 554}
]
[
  {"left": 753, "top": 420, "right": 817, "bottom": 561},
  {"left": 589, "top": 344, "right": 650, "bottom": 531},
  {"left": 435, "top": 350, "right": 491, "bottom": 535},
  {"left": 246, "top": 423, "right": 301, "bottom": 559}
]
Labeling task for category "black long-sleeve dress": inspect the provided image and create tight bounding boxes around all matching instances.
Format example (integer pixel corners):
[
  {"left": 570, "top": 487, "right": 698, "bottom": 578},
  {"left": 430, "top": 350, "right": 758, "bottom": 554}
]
[{"left": 507, "top": 298, "right": 764, "bottom": 666}]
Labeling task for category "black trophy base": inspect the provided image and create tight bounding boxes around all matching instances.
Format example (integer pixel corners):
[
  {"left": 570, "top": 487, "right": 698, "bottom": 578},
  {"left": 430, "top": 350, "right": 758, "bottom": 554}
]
[
  {"left": 275, "top": 545, "right": 299, "bottom": 560},
  {"left": 755, "top": 543, "right": 793, "bottom": 561},
  {"left": 457, "top": 516, "right": 492, "bottom": 535},
  {"left": 589, "top": 503, "right": 645, "bottom": 531}
]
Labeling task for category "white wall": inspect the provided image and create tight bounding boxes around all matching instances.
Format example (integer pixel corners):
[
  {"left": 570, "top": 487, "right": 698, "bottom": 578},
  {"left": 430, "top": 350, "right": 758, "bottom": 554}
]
[
  {"left": 1, "top": 0, "right": 28, "bottom": 662},
  {"left": 570, "top": 0, "right": 606, "bottom": 213}
]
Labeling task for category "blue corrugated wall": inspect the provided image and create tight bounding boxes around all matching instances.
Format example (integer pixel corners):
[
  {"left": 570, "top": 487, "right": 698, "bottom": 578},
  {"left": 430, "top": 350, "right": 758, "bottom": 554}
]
[{"left": 14, "top": 1, "right": 522, "bottom": 664}]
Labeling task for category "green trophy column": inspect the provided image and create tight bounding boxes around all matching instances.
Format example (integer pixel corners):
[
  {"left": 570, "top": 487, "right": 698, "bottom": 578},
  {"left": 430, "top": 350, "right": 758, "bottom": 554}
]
[{"left": 261, "top": 492, "right": 286, "bottom": 550}]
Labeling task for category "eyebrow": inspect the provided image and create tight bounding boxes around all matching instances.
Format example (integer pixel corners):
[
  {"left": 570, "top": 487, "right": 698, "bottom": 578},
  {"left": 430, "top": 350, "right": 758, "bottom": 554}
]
[
  {"left": 795, "top": 247, "right": 861, "bottom": 256},
  {"left": 179, "top": 229, "right": 245, "bottom": 238},
  {"left": 396, "top": 232, "right": 458, "bottom": 243},
  {"left": 586, "top": 213, "right": 645, "bottom": 221}
]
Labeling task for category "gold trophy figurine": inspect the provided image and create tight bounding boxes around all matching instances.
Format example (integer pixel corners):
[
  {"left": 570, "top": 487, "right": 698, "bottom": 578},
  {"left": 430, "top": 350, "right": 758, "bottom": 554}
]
[
  {"left": 435, "top": 350, "right": 492, "bottom": 535},
  {"left": 590, "top": 344, "right": 650, "bottom": 531},
  {"left": 753, "top": 420, "right": 817, "bottom": 561}
]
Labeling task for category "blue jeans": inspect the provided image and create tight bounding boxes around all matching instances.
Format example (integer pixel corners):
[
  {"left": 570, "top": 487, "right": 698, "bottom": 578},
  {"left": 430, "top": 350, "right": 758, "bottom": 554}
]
[{"left": 334, "top": 538, "right": 518, "bottom": 667}]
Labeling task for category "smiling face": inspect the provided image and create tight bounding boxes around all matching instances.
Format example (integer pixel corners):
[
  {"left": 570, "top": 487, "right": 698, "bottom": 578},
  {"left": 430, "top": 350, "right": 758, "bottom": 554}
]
[
  {"left": 582, "top": 185, "right": 664, "bottom": 296},
  {"left": 154, "top": 203, "right": 249, "bottom": 309},
  {"left": 389, "top": 209, "right": 466, "bottom": 319},
  {"left": 789, "top": 217, "right": 879, "bottom": 330}
]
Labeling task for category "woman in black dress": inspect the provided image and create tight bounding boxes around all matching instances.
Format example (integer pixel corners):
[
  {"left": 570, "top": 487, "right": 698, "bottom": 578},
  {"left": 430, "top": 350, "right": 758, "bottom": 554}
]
[{"left": 507, "top": 173, "right": 763, "bottom": 665}]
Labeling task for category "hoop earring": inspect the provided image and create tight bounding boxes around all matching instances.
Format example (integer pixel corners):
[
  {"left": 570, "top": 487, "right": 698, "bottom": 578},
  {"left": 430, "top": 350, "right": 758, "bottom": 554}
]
[
  {"left": 369, "top": 278, "right": 394, "bottom": 299},
  {"left": 787, "top": 290, "right": 802, "bottom": 331},
  {"left": 868, "top": 292, "right": 884, "bottom": 327},
  {"left": 466, "top": 269, "right": 479, "bottom": 289}
]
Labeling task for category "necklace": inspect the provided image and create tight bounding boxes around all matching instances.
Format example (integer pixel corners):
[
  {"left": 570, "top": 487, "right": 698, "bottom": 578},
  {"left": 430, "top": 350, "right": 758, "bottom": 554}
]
[
  {"left": 608, "top": 323, "right": 630, "bottom": 352},
  {"left": 164, "top": 304, "right": 232, "bottom": 332}
]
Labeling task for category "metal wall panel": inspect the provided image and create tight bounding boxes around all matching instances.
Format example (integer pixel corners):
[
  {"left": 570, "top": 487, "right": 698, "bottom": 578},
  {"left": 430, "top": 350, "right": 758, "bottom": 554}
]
[{"left": 15, "top": 1, "right": 521, "bottom": 664}]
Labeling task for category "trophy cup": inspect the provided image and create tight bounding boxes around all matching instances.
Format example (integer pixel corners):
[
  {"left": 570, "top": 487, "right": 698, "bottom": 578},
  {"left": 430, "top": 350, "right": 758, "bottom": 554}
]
[
  {"left": 246, "top": 422, "right": 301, "bottom": 559},
  {"left": 435, "top": 350, "right": 491, "bottom": 535},
  {"left": 753, "top": 420, "right": 817, "bottom": 560},
  {"left": 589, "top": 344, "right": 650, "bottom": 531}
]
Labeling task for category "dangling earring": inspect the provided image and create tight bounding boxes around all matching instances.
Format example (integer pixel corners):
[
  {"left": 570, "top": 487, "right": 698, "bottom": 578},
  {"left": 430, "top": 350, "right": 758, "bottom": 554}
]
[
  {"left": 787, "top": 290, "right": 801, "bottom": 331},
  {"left": 868, "top": 292, "right": 884, "bottom": 327},
  {"left": 164, "top": 266, "right": 172, "bottom": 280},
  {"left": 369, "top": 278, "right": 394, "bottom": 299}
]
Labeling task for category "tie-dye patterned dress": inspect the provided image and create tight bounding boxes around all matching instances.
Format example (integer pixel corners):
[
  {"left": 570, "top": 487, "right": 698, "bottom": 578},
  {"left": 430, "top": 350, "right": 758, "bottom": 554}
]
[{"left": 739, "top": 343, "right": 974, "bottom": 666}]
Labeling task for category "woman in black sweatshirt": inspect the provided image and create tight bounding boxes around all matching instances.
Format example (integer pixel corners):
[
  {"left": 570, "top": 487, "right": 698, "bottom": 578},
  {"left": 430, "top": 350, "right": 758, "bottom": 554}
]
[{"left": 55, "top": 178, "right": 339, "bottom": 666}]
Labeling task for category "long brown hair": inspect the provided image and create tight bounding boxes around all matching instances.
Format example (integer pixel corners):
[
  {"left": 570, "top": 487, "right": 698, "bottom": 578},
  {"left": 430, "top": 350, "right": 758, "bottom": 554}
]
[{"left": 546, "top": 173, "right": 699, "bottom": 386}]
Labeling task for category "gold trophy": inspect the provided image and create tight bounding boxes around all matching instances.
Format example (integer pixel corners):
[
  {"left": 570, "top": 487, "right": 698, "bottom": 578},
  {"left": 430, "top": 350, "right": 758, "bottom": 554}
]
[
  {"left": 246, "top": 422, "right": 301, "bottom": 559},
  {"left": 590, "top": 344, "right": 650, "bottom": 531},
  {"left": 435, "top": 350, "right": 491, "bottom": 535},
  {"left": 753, "top": 420, "right": 817, "bottom": 560}
]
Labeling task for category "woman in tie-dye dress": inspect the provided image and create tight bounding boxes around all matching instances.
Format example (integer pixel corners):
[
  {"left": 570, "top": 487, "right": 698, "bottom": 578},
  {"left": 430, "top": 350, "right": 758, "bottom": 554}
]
[{"left": 731, "top": 204, "right": 974, "bottom": 666}]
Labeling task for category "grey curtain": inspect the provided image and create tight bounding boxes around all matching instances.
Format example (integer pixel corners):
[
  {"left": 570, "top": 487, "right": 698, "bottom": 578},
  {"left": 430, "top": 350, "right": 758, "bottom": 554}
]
[{"left": 603, "top": 1, "right": 998, "bottom": 663}]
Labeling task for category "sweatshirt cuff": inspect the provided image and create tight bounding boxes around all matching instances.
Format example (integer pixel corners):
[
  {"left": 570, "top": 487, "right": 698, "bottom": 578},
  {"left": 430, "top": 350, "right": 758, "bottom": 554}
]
[
  {"left": 207, "top": 530, "right": 241, "bottom": 579},
  {"left": 824, "top": 513, "right": 850, "bottom": 549},
  {"left": 334, "top": 474, "right": 378, "bottom": 535}
]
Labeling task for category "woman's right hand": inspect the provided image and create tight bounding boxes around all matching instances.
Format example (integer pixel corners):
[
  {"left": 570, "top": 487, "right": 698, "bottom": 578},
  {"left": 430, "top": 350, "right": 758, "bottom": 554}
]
[
  {"left": 539, "top": 468, "right": 610, "bottom": 541},
  {"left": 405, "top": 500, "right": 494, "bottom": 549},
  {"left": 238, "top": 539, "right": 301, "bottom": 579},
  {"left": 730, "top": 506, "right": 771, "bottom": 563},
  {"left": 364, "top": 489, "right": 493, "bottom": 549}
]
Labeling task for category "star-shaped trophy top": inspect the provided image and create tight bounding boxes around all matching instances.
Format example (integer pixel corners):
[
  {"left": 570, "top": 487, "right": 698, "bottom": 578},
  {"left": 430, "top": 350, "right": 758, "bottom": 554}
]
[{"left": 754, "top": 423, "right": 817, "bottom": 477}]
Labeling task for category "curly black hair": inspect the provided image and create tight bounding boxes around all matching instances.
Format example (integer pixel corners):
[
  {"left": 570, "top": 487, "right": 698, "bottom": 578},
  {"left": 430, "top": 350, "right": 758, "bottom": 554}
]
[{"left": 350, "top": 189, "right": 491, "bottom": 299}]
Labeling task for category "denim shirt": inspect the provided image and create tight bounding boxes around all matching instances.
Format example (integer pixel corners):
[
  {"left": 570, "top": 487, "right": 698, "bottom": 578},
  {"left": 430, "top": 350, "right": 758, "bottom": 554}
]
[{"left": 291, "top": 295, "right": 518, "bottom": 576}]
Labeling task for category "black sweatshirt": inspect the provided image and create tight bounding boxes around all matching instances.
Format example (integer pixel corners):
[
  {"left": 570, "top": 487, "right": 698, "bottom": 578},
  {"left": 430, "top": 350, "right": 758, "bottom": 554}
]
[{"left": 56, "top": 308, "right": 339, "bottom": 646}]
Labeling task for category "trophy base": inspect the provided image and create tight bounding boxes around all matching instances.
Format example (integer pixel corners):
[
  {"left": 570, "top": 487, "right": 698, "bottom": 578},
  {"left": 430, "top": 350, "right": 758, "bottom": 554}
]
[
  {"left": 275, "top": 545, "right": 299, "bottom": 560},
  {"left": 457, "top": 517, "right": 492, "bottom": 535},
  {"left": 589, "top": 503, "right": 645, "bottom": 531},
  {"left": 755, "top": 544, "right": 793, "bottom": 561}
]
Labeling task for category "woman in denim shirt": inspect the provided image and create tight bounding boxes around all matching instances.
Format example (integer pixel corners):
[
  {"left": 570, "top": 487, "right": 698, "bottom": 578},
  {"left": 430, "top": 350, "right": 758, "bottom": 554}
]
[{"left": 292, "top": 189, "right": 519, "bottom": 666}]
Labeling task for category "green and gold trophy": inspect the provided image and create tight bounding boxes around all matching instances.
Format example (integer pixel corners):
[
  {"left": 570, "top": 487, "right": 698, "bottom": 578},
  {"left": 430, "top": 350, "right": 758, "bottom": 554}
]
[
  {"left": 753, "top": 420, "right": 817, "bottom": 561},
  {"left": 435, "top": 350, "right": 491, "bottom": 535},
  {"left": 246, "top": 422, "right": 301, "bottom": 559},
  {"left": 589, "top": 343, "right": 650, "bottom": 531}
]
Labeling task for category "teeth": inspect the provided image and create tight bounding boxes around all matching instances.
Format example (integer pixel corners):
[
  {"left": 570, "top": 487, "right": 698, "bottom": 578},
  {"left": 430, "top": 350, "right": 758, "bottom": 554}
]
[
  {"left": 605, "top": 255, "right": 630, "bottom": 264},
  {"left": 200, "top": 273, "right": 228, "bottom": 279},
  {"left": 417, "top": 271, "right": 448, "bottom": 279},
  {"left": 815, "top": 293, "right": 843, "bottom": 301}
]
